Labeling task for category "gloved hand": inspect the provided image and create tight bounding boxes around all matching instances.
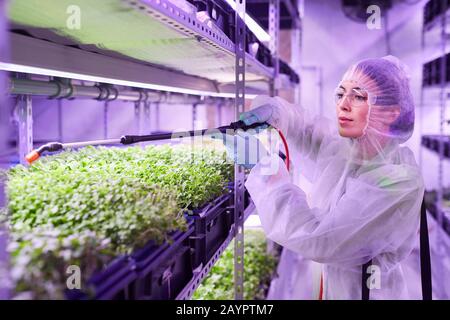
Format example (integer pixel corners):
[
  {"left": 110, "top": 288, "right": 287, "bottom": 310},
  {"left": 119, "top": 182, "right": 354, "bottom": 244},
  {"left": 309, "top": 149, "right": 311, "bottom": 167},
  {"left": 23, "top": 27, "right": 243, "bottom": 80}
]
[
  {"left": 239, "top": 104, "right": 273, "bottom": 129},
  {"left": 214, "top": 131, "right": 269, "bottom": 169}
]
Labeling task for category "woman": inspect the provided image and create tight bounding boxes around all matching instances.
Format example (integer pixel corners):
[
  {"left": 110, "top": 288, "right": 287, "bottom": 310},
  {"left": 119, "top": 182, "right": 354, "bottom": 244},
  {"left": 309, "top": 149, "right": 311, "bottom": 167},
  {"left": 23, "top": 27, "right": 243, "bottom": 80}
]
[{"left": 229, "top": 56, "right": 424, "bottom": 299}]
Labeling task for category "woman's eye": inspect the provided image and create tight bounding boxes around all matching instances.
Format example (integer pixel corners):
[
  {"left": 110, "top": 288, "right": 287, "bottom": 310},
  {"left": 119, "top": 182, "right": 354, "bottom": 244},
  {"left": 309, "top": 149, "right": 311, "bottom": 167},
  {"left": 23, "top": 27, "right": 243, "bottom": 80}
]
[
  {"left": 355, "top": 95, "right": 366, "bottom": 101},
  {"left": 336, "top": 93, "right": 344, "bottom": 99}
]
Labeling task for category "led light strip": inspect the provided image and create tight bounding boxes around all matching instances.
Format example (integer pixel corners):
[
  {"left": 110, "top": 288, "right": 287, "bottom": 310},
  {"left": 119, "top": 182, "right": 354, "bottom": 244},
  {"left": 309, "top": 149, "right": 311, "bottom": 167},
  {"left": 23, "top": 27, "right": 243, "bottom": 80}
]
[{"left": 224, "top": 0, "right": 271, "bottom": 42}]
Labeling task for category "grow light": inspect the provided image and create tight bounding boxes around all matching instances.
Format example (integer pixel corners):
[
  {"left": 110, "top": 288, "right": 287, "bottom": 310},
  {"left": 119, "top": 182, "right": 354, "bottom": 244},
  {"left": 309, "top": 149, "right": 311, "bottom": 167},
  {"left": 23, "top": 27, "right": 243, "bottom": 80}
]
[
  {"left": 0, "top": 62, "right": 256, "bottom": 99},
  {"left": 224, "top": 0, "right": 271, "bottom": 42}
]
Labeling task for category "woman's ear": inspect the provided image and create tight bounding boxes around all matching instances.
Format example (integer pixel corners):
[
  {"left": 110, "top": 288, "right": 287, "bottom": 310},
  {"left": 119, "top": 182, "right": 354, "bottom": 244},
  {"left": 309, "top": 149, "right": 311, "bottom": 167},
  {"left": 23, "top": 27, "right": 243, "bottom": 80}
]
[{"left": 385, "top": 107, "right": 401, "bottom": 124}]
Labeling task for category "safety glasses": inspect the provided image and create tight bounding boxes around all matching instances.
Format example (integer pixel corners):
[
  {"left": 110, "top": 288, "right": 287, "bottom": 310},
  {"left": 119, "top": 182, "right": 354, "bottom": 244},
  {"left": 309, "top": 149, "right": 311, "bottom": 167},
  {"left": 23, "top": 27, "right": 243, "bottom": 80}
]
[{"left": 334, "top": 87, "right": 375, "bottom": 107}]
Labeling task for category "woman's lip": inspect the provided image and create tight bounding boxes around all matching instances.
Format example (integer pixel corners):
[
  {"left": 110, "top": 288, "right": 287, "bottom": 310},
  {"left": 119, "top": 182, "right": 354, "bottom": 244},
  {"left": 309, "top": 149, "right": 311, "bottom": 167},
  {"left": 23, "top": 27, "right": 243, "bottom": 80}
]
[{"left": 338, "top": 117, "right": 353, "bottom": 122}]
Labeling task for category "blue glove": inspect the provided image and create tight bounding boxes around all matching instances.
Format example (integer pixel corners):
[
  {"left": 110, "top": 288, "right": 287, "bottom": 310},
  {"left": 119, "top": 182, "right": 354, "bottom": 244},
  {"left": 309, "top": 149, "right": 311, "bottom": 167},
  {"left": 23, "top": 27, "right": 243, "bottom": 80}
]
[
  {"left": 214, "top": 131, "right": 269, "bottom": 169},
  {"left": 239, "top": 104, "right": 274, "bottom": 129}
]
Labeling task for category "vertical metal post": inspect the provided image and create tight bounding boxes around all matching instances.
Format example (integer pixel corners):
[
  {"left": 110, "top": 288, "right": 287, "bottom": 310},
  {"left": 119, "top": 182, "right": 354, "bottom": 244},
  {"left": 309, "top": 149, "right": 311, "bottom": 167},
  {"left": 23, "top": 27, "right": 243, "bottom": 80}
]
[
  {"left": 57, "top": 99, "right": 63, "bottom": 141},
  {"left": 134, "top": 101, "right": 141, "bottom": 135},
  {"left": 436, "top": 5, "right": 448, "bottom": 297},
  {"left": 291, "top": 28, "right": 301, "bottom": 105},
  {"left": 419, "top": 13, "right": 425, "bottom": 171},
  {"left": 291, "top": 0, "right": 302, "bottom": 105},
  {"left": 143, "top": 101, "right": 151, "bottom": 134},
  {"left": 192, "top": 103, "right": 197, "bottom": 130},
  {"left": 216, "top": 102, "right": 223, "bottom": 127},
  {"left": 16, "top": 95, "right": 33, "bottom": 166},
  {"left": 103, "top": 101, "right": 108, "bottom": 139},
  {"left": 269, "top": 0, "right": 280, "bottom": 97},
  {"left": 0, "top": 0, "right": 7, "bottom": 201},
  {"left": 234, "top": 0, "right": 246, "bottom": 301},
  {"left": 438, "top": 11, "right": 445, "bottom": 240},
  {"left": 155, "top": 102, "right": 160, "bottom": 132}
]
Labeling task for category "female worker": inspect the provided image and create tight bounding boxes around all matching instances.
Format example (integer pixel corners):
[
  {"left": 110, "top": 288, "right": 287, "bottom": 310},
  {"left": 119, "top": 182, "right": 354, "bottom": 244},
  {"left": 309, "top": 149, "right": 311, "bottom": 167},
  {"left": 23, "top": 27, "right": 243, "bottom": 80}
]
[{"left": 224, "top": 56, "right": 424, "bottom": 299}]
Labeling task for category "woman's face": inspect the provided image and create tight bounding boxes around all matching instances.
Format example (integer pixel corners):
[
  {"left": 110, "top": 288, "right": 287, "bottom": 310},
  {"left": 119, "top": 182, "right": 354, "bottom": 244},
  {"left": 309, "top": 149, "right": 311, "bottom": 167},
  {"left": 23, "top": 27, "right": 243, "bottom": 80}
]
[{"left": 335, "top": 80, "right": 370, "bottom": 138}]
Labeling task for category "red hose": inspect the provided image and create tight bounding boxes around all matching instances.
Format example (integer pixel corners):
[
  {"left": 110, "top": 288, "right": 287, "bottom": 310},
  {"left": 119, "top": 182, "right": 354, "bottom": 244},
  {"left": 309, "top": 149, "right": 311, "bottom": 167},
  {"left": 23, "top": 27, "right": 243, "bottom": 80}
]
[{"left": 274, "top": 128, "right": 290, "bottom": 172}]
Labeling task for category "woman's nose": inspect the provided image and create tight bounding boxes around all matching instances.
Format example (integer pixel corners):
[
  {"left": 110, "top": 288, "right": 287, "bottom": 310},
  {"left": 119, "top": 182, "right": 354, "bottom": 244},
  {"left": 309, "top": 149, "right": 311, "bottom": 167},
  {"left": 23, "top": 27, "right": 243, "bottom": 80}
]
[{"left": 338, "top": 96, "right": 351, "bottom": 111}]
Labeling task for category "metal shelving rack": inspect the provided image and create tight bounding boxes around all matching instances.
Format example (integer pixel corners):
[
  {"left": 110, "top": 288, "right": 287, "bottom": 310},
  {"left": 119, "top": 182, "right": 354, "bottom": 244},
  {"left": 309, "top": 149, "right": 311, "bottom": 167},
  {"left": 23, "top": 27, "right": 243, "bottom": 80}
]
[
  {"left": 232, "top": 0, "right": 246, "bottom": 301},
  {"left": 421, "top": 0, "right": 450, "bottom": 299},
  {"left": 0, "top": 0, "right": 300, "bottom": 300}
]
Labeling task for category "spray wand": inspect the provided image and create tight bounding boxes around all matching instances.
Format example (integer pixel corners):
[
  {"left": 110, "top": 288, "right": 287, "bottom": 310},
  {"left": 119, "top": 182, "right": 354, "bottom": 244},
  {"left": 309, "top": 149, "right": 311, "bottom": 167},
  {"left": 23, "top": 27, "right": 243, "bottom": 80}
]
[{"left": 25, "top": 120, "right": 290, "bottom": 169}]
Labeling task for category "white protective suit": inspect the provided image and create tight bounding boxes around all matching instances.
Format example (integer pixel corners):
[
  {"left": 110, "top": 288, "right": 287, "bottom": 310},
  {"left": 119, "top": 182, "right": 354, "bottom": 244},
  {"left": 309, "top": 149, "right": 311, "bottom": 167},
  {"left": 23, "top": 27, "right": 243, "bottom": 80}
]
[{"left": 245, "top": 56, "right": 425, "bottom": 299}]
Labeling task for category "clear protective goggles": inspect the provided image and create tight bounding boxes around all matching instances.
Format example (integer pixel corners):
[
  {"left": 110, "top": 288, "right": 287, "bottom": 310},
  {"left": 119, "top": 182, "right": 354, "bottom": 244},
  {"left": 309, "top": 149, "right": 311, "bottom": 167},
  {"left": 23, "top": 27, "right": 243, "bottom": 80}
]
[{"left": 334, "top": 86, "right": 377, "bottom": 107}]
